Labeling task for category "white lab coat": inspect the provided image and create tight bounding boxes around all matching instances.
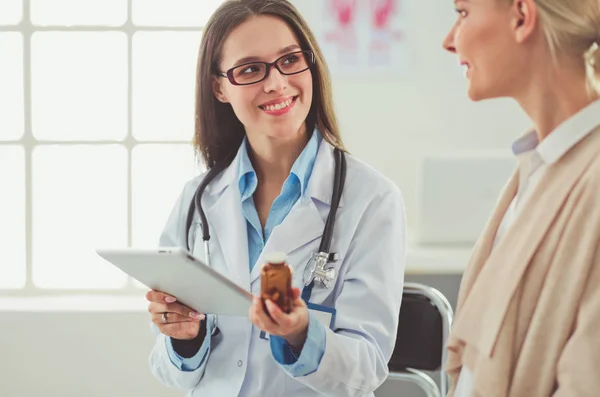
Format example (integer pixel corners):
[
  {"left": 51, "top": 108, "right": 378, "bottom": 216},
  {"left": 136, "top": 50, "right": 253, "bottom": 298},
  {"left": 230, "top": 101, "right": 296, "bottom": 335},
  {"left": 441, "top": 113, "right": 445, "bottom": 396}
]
[{"left": 149, "top": 139, "right": 407, "bottom": 396}]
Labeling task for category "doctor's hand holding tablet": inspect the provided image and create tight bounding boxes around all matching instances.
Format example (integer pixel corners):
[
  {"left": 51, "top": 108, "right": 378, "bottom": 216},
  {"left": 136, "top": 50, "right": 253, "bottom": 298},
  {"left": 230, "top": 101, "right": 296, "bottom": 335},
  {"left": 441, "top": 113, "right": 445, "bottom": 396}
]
[{"left": 146, "top": 290, "right": 205, "bottom": 341}]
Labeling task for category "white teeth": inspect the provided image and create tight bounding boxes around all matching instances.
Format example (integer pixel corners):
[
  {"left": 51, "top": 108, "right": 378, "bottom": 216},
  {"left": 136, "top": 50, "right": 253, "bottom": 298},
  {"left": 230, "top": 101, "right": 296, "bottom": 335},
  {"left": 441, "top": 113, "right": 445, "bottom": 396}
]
[
  {"left": 263, "top": 98, "right": 293, "bottom": 112},
  {"left": 461, "top": 64, "right": 469, "bottom": 77}
]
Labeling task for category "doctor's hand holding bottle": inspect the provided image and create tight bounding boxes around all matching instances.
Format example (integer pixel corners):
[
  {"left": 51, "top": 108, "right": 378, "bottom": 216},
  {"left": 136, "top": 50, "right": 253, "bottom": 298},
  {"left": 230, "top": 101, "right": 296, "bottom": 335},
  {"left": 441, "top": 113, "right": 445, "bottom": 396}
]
[
  {"left": 250, "top": 286, "right": 309, "bottom": 350},
  {"left": 146, "top": 290, "right": 205, "bottom": 340}
]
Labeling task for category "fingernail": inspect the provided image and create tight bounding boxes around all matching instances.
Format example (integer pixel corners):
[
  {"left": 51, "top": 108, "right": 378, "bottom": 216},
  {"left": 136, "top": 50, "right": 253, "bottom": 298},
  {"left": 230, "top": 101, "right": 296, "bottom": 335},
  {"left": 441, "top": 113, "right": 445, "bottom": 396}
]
[
  {"left": 190, "top": 312, "right": 204, "bottom": 320},
  {"left": 165, "top": 296, "right": 176, "bottom": 303}
]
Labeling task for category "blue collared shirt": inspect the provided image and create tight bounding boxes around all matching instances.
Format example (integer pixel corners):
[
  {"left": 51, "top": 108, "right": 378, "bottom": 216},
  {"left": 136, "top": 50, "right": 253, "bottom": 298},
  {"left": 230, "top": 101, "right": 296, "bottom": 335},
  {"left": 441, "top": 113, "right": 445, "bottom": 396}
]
[
  {"left": 166, "top": 129, "right": 327, "bottom": 376},
  {"left": 238, "top": 130, "right": 320, "bottom": 271},
  {"left": 239, "top": 130, "right": 326, "bottom": 376}
]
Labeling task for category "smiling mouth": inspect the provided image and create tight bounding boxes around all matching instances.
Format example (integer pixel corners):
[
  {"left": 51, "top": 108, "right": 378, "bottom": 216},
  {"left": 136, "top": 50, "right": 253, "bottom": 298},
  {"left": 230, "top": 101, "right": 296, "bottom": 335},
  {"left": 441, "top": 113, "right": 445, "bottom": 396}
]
[
  {"left": 259, "top": 96, "right": 298, "bottom": 112},
  {"left": 460, "top": 62, "right": 471, "bottom": 77}
]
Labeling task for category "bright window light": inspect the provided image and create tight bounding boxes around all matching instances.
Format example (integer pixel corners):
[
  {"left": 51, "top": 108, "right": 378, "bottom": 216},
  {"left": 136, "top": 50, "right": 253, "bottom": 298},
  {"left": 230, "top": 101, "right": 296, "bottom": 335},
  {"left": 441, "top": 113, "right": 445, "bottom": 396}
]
[
  {"left": 0, "top": 0, "right": 22, "bottom": 25},
  {"left": 32, "top": 145, "right": 128, "bottom": 289},
  {"left": 132, "top": 0, "right": 223, "bottom": 27},
  {"left": 31, "top": 32, "right": 127, "bottom": 141},
  {"left": 0, "top": 146, "right": 26, "bottom": 289},
  {"left": 132, "top": 31, "right": 202, "bottom": 141},
  {"left": 0, "top": 33, "right": 24, "bottom": 141},
  {"left": 30, "top": 0, "right": 127, "bottom": 26}
]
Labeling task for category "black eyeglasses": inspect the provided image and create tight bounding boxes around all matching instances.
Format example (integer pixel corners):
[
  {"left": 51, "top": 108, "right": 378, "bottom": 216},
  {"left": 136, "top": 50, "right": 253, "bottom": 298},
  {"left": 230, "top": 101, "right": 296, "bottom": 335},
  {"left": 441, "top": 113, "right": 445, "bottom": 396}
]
[{"left": 219, "top": 50, "right": 315, "bottom": 86}]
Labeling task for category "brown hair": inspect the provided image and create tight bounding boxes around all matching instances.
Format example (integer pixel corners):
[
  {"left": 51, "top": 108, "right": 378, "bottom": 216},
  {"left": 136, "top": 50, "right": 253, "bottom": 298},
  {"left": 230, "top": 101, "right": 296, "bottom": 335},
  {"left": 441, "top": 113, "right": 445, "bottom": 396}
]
[{"left": 193, "top": 0, "right": 345, "bottom": 169}]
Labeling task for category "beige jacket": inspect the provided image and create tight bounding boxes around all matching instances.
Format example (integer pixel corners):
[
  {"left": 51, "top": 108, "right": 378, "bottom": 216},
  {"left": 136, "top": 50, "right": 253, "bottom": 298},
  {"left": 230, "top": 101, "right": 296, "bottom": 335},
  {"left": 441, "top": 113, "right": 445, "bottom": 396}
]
[{"left": 446, "top": 126, "right": 600, "bottom": 397}]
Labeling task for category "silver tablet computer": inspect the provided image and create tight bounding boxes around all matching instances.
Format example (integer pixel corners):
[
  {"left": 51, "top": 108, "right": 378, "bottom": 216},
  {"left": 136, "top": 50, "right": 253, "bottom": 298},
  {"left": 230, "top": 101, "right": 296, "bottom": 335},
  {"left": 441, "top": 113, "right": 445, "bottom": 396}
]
[{"left": 96, "top": 247, "right": 253, "bottom": 317}]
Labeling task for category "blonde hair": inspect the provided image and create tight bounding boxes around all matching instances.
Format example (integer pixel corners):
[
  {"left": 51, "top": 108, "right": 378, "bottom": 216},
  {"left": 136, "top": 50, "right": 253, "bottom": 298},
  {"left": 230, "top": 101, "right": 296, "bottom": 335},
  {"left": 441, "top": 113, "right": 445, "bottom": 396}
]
[{"left": 530, "top": 0, "right": 600, "bottom": 94}]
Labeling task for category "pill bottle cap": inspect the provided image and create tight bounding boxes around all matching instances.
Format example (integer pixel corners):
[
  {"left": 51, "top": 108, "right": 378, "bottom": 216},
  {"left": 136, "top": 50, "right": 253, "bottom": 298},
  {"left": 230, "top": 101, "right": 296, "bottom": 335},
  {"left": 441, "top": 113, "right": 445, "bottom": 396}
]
[{"left": 265, "top": 252, "right": 287, "bottom": 265}]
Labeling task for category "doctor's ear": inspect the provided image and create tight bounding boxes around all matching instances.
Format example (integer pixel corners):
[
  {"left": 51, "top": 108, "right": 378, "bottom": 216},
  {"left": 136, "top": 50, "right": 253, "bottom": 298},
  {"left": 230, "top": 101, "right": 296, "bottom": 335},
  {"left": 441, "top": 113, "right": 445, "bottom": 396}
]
[
  {"left": 512, "top": 0, "right": 537, "bottom": 44},
  {"left": 212, "top": 76, "right": 229, "bottom": 103}
]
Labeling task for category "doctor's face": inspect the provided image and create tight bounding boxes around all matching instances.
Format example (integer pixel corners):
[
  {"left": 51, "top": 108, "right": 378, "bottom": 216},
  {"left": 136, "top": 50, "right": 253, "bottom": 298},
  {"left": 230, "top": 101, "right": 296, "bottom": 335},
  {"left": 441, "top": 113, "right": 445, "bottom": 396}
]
[
  {"left": 213, "top": 15, "right": 313, "bottom": 141},
  {"left": 442, "top": 0, "right": 525, "bottom": 101}
]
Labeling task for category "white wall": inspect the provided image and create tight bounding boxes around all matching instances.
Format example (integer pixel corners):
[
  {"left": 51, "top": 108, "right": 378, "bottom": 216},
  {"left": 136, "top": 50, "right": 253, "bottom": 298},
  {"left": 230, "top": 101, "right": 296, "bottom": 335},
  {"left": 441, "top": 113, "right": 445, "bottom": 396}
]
[
  {"left": 1, "top": 311, "right": 180, "bottom": 397},
  {"left": 2, "top": 2, "right": 534, "bottom": 397}
]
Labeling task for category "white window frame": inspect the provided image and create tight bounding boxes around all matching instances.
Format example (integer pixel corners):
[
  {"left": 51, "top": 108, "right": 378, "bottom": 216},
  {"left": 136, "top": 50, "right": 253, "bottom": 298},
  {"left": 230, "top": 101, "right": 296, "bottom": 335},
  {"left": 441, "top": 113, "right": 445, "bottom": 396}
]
[{"left": 0, "top": 0, "right": 206, "bottom": 298}]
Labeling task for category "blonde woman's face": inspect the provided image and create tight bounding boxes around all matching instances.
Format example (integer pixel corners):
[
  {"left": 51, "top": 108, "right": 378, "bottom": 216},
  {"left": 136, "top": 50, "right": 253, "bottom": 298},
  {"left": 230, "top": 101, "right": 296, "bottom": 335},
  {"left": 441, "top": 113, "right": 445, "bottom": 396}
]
[{"left": 443, "top": 0, "right": 522, "bottom": 101}]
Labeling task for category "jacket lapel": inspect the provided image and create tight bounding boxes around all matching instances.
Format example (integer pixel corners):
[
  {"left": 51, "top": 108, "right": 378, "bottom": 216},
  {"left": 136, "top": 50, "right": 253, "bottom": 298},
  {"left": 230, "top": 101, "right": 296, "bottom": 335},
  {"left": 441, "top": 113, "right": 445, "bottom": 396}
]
[
  {"left": 446, "top": 170, "right": 518, "bottom": 373},
  {"left": 249, "top": 198, "right": 325, "bottom": 283},
  {"left": 454, "top": 171, "right": 519, "bottom": 311},
  {"left": 203, "top": 148, "right": 251, "bottom": 291},
  {"left": 450, "top": 127, "right": 600, "bottom": 359},
  {"left": 248, "top": 141, "right": 339, "bottom": 284},
  {"left": 207, "top": 186, "right": 250, "bottom": 291}
]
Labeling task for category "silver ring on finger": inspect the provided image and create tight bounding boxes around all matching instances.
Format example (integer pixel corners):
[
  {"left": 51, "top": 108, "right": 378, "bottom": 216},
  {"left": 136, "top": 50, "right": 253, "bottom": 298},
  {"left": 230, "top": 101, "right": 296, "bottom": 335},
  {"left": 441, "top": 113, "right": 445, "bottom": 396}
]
[{"left": 161, "top": 312, "right": 168, "bottom": 324}]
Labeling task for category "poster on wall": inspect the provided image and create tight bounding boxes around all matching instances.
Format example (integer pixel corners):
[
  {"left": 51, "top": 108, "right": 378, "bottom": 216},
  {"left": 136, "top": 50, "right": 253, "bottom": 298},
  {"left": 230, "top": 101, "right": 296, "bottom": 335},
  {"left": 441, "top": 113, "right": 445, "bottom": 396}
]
[{"left": 317, "top": 0, "right": 409, "bottom": 77}]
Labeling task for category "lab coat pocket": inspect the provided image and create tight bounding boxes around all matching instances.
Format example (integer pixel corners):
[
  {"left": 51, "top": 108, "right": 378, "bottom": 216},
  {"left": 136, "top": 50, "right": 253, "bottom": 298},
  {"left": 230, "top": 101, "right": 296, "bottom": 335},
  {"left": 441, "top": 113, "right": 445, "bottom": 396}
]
[
  {"left": 306, "top": 302, "right": 336, "bottom": 329},
  {"left": 260, "top": 302, "right": 336, "bottom": 341}
]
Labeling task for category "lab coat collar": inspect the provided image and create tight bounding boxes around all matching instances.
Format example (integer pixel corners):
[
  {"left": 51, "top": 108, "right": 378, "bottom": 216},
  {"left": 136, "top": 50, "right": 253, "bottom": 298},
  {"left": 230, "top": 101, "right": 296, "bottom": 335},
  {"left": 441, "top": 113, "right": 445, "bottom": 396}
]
[
  {"left": 305, "top": 139, "right": 345, "bottom": 208},
  {"left": 205, "top": 142, "right": 245, "bottom": 197}
]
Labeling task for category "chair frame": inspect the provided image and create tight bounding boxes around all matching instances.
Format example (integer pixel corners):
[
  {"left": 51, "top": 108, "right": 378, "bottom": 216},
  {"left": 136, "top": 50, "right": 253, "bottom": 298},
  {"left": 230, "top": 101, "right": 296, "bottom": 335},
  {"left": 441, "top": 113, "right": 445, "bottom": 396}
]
[{"left": 392, "top": 282, "right": 454, "bottom": 397}]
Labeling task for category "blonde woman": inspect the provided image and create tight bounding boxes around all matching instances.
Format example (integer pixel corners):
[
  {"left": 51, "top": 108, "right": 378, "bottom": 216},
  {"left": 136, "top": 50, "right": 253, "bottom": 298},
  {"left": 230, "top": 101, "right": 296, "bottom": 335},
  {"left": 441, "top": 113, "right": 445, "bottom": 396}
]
[{"left": 442, "top": 0, "right": 600, "bottom": 396}]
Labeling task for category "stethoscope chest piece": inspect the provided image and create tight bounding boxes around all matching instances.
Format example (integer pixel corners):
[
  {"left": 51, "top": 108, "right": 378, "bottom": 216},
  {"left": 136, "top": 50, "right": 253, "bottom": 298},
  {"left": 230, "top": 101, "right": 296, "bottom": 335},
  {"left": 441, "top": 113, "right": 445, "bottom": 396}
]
[{"left": 302, "top": 252, "right": 337, "bottom": 289}]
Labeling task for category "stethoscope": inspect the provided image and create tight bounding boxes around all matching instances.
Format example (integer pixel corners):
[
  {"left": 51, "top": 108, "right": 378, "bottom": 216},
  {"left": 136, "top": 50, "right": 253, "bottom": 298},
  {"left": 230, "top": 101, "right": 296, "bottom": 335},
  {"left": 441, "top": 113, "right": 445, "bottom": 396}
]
[{"left": 184, "top": 147, "right": 346, "bottom": 334}]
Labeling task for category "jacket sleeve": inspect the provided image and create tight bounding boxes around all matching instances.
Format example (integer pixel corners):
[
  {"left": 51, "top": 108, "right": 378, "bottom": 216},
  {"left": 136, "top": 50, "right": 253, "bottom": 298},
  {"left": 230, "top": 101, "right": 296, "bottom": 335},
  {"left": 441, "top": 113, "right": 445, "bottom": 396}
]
[
  {"left": 552, "top": 242, "right": 600, "bottom": 397},
  {"left": 149, "top": 316, "right": 216, "bottom": 390},
  {"left": 270, "top": 311, "right": 327, "bottom": 375},
  {"left": 147, "top": 178, "right": 213, "bottom": 391},
  {"left": 277, "top": 185, "right": 407, "bottom": 396}
]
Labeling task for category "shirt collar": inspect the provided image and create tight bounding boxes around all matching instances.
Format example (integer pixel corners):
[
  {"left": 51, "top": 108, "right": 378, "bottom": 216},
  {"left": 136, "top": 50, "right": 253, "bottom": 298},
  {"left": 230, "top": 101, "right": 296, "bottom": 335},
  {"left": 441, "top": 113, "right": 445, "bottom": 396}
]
[
  {"left": 511, "top": 130, "right": 539, "bottom": 156},
  {"left": 290, "top": 128, "right": 322, "bottom": 197},
  {"left": 513, "top": 99, "right": 600, "bottom": 165},
  {"left": 238, "top": 128, "right": 322, "bottom": 199},
  {"left": 537, "top": 99, "right": 600, "bottom": 165}
]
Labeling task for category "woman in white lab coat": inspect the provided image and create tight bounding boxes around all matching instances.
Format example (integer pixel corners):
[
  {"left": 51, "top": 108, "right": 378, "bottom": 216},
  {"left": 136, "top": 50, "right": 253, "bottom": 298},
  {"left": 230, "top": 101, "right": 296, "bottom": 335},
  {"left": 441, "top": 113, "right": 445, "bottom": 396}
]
[
  {"left": 145, "top": 1, "right": 407, "bottom": 396},
  {"left": 442, "top": 0, "right": 600, "bottom": 396}
]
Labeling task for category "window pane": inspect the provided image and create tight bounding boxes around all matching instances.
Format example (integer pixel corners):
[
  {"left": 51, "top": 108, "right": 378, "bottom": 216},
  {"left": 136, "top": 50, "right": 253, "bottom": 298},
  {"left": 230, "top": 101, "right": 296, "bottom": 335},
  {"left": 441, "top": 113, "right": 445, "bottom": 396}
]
[
  {"left": 132, "top": 144, "right": 203, "bottom": 247},
  {"left": 0, "top": 146, "right": 25, "bottom": 289},
  {"left": 0, "top": 0, "right": 22, "bottom": 25},
  {"left": 0, "top": 33, "right": 24, "bottom": 141},
  {"left": 31, "top": 0, "right": 126, "bottom": 26},
  {"left": 31, "top": 32, "right": 127, "bottom": 141},
  {"left": 132, "top": 0, "right": 223, "bottom": 27},
  {"left": 132, "top": 32, "right": 201, "bottom": 141},
  {"left": 131, "top": 144, "right": 202, "bottom": 289},
  {"left": 32, "top": 145, "right": 128, "bottom": 289}
]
